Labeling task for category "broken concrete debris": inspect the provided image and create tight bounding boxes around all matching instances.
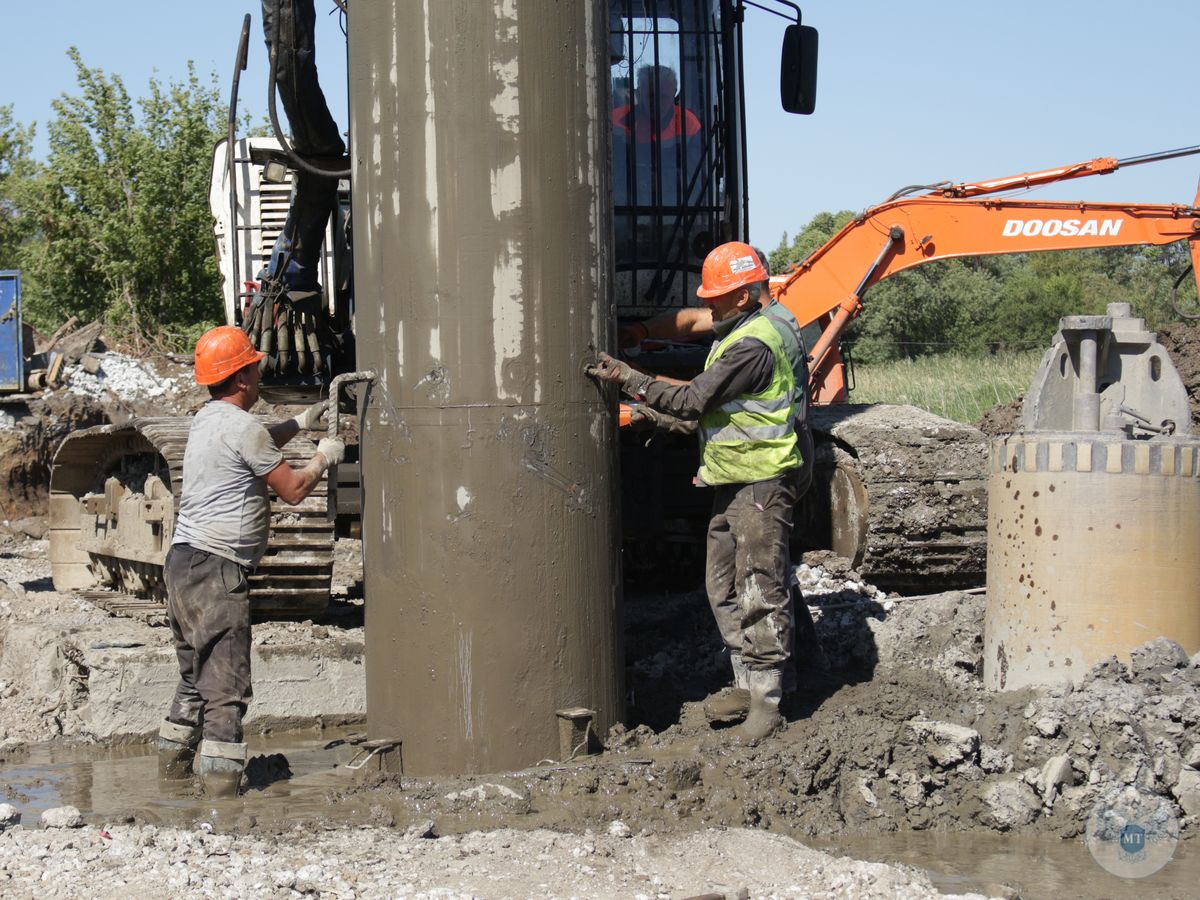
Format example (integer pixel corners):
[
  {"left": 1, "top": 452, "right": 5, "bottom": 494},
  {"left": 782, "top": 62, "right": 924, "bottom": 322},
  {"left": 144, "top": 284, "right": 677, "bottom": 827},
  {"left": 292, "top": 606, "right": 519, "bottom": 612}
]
[
  {"left": 982, "top": 779, "right": 1042, "bottom": 830},
  {"left": 0, "top": 804, "right": 19, "bottom": 831},
  {"left": 39, "top": 806, "right": 84, "bottom": 830}
]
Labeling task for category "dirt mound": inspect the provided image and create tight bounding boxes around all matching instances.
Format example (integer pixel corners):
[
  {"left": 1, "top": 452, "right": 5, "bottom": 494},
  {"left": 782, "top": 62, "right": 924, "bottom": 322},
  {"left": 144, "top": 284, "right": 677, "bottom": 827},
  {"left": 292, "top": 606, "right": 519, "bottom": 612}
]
[
  {"left": 976, "top": 398, "right": 1023, "bottom": 437},
  {"left": 0, "top": 392, "right": 108, "bottom": 519},
  {"left": 1157, "top": 321, "right": 1200, "bottom": 428}
]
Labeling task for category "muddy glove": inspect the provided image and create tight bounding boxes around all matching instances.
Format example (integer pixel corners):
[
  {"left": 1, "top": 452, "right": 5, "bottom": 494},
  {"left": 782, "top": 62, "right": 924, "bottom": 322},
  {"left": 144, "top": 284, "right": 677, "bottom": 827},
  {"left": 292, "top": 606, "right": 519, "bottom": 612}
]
[
  {"left": 585, "top": 352, "right": 653, "bottom": 395},
  {"left": 316, "top": 437, "right": 345, "bottom": 468},
  {"left": 628, "top": 406, "right": 661, "bottom": 431},
  {"left": 630, "top": 406, "right": 697, "bottom": 436},
  {"left": 291, "top": 399, "right": 329, "bottom": 431}
]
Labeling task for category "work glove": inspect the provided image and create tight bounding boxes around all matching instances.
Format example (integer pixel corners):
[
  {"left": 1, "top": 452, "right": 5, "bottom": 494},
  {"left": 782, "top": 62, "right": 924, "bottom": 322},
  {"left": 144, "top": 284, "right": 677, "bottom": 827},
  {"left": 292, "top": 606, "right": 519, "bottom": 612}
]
[
  {"left": 628, "top": 405, "right": 661, "bottom": 431},
  {"left": 316, "top": 437, "right": 345, "bottom": 467},
  {"left": 585, "top": 351, "right": 633, "bottom": 385},
  {"left": 630, "top": 406, "right": 697, "bottom": 436},
  {"left": 291, "top": 399, "right": 329, "bottom": 431},
  {"left": 586, "top": 352, "right": 654, "bottom": 396}
]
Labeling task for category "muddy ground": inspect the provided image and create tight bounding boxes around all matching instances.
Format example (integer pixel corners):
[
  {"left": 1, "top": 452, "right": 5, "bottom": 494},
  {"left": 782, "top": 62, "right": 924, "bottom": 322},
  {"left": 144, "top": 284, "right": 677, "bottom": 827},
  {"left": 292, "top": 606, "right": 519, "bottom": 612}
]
[{"left": 1, "top": 534, "right": 1198, "bottom": 896}]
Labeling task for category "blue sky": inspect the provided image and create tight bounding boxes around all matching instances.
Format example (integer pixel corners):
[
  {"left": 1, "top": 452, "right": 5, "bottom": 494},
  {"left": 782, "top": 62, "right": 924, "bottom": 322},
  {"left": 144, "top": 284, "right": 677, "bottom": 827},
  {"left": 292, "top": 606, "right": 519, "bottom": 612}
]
[{"left": 3, "top": 1, "right": 1198, "bottom": 249}]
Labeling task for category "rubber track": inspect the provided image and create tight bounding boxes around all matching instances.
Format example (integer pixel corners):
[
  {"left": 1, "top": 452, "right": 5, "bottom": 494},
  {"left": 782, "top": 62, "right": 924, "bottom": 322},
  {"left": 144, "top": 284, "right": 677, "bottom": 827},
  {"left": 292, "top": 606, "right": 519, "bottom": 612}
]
[
  {"left": 811, "top": 403, "right": 989, "bottom": 592},
  {"left": 67, "top": 416, "right": 333, "bottom": 617}
]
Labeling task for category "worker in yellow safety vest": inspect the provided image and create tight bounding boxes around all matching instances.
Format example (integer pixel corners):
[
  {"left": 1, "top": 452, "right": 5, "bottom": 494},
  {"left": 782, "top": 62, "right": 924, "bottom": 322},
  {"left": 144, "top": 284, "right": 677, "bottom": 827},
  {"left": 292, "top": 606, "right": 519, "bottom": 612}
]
[{"left": 588, "top": 241, "right": 810, "bottom": 742}]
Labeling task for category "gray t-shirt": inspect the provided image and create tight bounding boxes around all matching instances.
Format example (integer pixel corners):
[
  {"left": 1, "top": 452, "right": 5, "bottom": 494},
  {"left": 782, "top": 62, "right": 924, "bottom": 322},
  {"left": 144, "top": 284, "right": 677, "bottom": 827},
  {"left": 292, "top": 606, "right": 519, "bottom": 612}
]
[{"left": 172, "top": 401, "right": 284, "bottom": 568}]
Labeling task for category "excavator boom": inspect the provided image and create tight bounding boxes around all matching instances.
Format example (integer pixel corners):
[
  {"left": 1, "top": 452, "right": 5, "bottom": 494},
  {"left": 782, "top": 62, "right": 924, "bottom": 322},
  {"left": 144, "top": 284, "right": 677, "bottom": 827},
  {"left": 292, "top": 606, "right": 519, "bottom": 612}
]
[{"left": 773, "top": 147, "right": 1200, "bottom": 402}]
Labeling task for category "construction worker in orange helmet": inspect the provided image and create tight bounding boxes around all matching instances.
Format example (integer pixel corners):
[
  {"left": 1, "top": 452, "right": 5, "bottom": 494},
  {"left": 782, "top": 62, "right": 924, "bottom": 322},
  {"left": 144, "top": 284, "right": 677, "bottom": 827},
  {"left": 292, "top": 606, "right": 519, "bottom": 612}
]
[
  {"left": 157, "top": 325, "right": 344, "bottom": 797},
  {"left": 587, "top": 241, "right": 812, "bottom": 743}
]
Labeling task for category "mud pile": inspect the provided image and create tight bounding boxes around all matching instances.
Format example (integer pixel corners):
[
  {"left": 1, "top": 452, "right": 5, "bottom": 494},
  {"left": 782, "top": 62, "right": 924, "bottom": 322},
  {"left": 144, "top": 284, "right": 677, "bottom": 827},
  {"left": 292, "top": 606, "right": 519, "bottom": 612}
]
[
  {"left": 317, "top": 560, "right": 1200, "bottom": 845},
  {"left": 976, "top": 398, "right": 1022, "bottom": 437},
  {"left": 1158, "top": 320, "right": 1200, "bottom": 429}
]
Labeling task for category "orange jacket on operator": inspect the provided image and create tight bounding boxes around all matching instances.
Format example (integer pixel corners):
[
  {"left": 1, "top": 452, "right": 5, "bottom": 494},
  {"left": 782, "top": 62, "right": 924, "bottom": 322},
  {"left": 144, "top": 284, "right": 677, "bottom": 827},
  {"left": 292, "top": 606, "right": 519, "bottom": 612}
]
[{"left": 612, "top": 104, "right": 701, "bottom": 143}]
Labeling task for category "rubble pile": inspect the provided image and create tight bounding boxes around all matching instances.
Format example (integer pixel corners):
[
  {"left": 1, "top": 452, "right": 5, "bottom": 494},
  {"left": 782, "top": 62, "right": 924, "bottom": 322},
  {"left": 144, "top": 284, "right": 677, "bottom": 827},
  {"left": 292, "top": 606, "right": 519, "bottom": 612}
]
[
  {"left": 586, "top": 588, "right": 1200, "bottom": 842},
  {"left": 0, "top": 819, "right": 990, "bottom": 899},
  {"left": 488, "top": 564, "right": 1198, "bottom": 847},
  {"left": 0, "top": 528, "right": 1196, "bottom": 852},
  {"left": 65, "top": 353, "right": 183, "bottom": 404}
]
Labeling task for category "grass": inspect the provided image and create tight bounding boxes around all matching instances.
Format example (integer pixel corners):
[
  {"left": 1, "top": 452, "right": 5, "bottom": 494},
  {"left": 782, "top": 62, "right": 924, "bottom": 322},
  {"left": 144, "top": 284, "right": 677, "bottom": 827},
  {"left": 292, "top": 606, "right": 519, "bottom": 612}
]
[{"left": 847, "top": 350, "right": 1044, "bottom": 424}]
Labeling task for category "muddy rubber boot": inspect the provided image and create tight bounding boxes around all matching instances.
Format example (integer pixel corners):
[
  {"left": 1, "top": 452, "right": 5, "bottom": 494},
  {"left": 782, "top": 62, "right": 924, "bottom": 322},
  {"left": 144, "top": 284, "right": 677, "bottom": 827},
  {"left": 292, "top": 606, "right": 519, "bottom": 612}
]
[
  {"left": 157, "top": 720, "right": 201, "bottom": 781},
  {"left": 704, "top": 654, "right": 751, "bottom": 724},
  {"left": 197, "top": 739, "right": 247, "bottom": 799},
  {"left": 735, "top": 667, "right": 784, "bottom": 744}
]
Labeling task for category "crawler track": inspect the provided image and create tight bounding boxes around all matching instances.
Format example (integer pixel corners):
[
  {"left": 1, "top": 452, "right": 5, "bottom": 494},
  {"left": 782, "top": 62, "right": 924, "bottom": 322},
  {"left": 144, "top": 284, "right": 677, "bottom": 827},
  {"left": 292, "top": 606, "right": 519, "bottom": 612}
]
[
  {"left": 49, "top": 416, "right": 333, "bottom": 618},
  {"left": 805, "top": 404, "right": 988, "bottom": 592}
]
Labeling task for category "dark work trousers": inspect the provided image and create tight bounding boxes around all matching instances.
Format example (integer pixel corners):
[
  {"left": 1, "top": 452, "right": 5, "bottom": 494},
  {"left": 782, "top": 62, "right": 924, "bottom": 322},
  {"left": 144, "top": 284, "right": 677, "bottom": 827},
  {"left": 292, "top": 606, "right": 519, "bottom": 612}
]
[
  {"left": 164, "top": 545, "right": 253, "bottom": 743},
  {"left": 705, "top": 469, "right": 798, "bottom": 671}
]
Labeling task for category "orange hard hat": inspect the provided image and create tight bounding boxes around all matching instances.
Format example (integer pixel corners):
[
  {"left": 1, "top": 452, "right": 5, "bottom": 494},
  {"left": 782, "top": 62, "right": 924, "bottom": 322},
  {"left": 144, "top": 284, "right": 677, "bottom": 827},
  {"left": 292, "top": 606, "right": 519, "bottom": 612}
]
[
  {"left": 696, "top": 241, "right": 768, "bottom": 300},
  {"left": 194, "top": 325, "right": 265, "bottom": 386}
]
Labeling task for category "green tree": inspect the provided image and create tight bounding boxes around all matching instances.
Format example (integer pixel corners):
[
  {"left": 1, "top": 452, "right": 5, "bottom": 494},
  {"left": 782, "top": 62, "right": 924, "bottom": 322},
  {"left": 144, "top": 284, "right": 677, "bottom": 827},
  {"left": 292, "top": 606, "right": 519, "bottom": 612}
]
[
  {"left": 852, "top": 257, "right": 1010, "bottom": 363},
  {"left": 20, "top": 49, "right": 226, "bottom": 345},
  {"left": 0, "top": 104, "right": 37, "bottom": 272},
  {"left": 769, "top": 210, "right": 855, "bottom": 275}
]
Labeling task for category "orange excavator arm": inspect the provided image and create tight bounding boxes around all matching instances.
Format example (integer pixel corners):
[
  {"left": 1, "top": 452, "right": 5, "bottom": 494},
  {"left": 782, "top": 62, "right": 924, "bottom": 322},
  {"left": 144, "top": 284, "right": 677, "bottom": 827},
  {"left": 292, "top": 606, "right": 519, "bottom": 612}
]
[{"left": 772, "top": 146, "right": 1200, "bottom": 404}]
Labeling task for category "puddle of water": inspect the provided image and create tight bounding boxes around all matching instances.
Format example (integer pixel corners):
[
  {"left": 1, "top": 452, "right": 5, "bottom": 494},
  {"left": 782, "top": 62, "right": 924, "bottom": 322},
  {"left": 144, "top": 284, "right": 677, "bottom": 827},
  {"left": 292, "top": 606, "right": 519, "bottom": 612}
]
[
  {"left": 0, "top": 727, "right": 366, "bottom": 829},
  {"left": 812, "top": 829, "right": 1199, "bottom": 900},
  {"left": 3, "top": 729, "right": 1196, "bottom": 900}
]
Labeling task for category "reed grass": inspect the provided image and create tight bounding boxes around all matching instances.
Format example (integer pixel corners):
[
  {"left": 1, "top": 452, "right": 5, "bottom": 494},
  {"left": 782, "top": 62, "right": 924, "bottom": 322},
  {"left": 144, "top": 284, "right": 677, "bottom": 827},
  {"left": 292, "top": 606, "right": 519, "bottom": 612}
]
[{"left": 847, "top": 350, "right": 1044, "bottom": 424}]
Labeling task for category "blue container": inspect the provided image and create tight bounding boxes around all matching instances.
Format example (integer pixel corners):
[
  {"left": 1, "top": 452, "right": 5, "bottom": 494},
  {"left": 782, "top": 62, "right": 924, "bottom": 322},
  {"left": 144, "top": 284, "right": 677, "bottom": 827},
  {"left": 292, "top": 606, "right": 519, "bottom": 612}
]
[{"left": 0, "top": 272, "right": 22, "bottom": 392}]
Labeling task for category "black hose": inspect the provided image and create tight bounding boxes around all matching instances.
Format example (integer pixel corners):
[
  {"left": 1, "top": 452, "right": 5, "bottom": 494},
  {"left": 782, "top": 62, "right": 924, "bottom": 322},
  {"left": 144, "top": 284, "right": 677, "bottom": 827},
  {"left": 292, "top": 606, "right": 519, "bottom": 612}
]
[
  {"left": 229, "top": 15, "right": 252, "bottom": 322},
  {"left": 1171, "top": 264, "right": 1200, "bottom": 320}
]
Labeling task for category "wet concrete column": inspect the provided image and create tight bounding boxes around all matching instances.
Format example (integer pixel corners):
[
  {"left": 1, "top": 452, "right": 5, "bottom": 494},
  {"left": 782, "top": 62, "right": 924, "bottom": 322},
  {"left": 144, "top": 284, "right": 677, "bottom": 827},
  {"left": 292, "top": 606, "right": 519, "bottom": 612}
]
[{"left": 348, "top": 0, "right": 622, "bottom": 774}]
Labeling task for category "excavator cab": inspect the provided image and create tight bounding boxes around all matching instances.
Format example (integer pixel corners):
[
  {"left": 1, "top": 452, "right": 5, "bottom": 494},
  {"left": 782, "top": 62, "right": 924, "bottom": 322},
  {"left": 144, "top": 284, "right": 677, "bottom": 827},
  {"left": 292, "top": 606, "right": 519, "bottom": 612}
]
[{"left": 608, "top": 0, "right": 816, "bottom": 320}]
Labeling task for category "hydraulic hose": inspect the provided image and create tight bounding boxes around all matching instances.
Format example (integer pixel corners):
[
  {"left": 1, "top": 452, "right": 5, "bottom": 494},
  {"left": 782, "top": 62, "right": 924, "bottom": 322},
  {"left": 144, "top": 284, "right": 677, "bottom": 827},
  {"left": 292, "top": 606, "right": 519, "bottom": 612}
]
[{"left": 268, "top": 0, "right": 350, "bottom": 179}]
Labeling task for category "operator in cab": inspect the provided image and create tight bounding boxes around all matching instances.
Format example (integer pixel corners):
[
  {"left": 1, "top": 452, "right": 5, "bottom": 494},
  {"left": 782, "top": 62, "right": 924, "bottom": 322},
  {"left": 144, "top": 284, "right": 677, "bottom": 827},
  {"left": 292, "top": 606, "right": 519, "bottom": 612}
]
[
  {"left": 612, "top": 63, "right": 701, "bottom": 145},
  {"left": 156, "top": 326, "right": 343, "bottom": 796},
  {"left": 587, "top": 241, "right": 810, "bottom": 743},
  {"left": 612, "top": 63, "right": 702, "bottom": 210}
]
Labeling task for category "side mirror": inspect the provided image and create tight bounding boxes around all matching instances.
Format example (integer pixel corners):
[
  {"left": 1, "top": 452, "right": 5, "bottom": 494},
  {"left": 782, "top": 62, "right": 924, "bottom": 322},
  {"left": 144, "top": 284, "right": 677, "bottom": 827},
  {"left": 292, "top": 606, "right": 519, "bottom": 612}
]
[{"left": 780, "top": 24, "right": 818, "bottom": 115}]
